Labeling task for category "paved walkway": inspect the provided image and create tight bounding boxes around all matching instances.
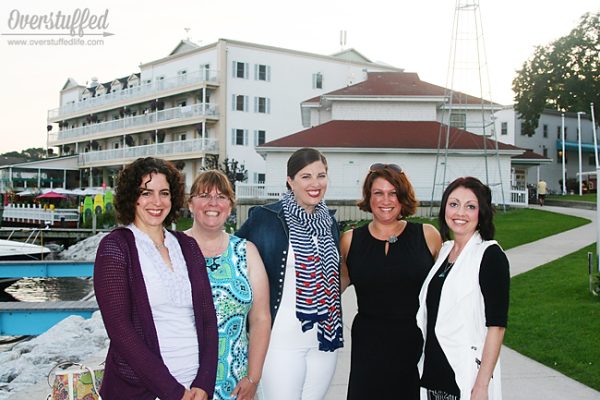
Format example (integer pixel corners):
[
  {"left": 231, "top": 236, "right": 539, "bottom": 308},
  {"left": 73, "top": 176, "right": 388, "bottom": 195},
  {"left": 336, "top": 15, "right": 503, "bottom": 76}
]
[{"left": 326, "top": 205, "right": 600, "bottom": 400}]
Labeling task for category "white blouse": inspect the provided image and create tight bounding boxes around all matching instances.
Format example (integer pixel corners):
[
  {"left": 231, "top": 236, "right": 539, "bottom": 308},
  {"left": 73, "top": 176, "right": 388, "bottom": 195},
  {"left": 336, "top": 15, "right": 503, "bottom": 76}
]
[{"left": 128, "top": 224, "right": 199, "bottom": 388}]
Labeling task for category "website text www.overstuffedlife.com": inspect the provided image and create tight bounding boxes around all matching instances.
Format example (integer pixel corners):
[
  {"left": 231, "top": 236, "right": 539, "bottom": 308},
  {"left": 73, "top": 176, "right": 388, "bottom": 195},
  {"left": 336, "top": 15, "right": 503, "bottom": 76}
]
[
  {"left": 6, "top": 37, "right": 105, "bottom": 46},
  {"left": 2, "top": 8, "right": 112, "bottom": 47}
]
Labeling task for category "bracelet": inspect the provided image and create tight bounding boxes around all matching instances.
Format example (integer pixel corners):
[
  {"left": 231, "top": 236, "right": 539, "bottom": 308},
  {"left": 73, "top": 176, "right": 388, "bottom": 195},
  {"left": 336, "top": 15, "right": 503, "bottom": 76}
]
[{"left": 245, "top": 376, "right": 257, "bottom": 385}]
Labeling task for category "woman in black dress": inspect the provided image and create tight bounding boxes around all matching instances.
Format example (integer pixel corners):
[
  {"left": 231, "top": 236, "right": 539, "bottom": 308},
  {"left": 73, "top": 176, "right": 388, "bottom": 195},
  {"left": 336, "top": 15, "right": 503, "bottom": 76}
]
[{"left": 340, "top": 163, "right": 441, "bottom": 399}]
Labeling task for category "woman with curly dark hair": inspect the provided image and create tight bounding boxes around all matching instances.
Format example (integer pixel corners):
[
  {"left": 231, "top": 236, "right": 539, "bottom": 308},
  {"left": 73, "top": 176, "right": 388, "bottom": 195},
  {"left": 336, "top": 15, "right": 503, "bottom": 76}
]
[{"left": 94, "top": 157, "right": 218, "bottom": 400}]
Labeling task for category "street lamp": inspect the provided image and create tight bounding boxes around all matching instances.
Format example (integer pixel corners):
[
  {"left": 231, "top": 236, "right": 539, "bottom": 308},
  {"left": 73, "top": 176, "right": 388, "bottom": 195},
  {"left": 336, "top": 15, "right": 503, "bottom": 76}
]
[
  {"left": 578, "top": 112, "right": 586, "bottom": 196},
  {"left": 561, "top": 113, "right": 566, "bottom": 195}
]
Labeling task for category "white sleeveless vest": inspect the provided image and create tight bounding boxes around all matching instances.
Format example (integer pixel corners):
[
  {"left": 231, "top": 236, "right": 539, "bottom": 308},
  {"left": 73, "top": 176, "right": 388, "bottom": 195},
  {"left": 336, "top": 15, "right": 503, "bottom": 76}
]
[{"left": 416, "top": 232, "right": 503, "bottom": 400}]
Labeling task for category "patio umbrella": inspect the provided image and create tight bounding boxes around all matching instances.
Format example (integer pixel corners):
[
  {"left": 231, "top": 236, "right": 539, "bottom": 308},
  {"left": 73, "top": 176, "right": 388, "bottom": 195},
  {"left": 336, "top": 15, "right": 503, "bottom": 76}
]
[{"left": 36, "top": 191, "right": 67, "bottom": 199}]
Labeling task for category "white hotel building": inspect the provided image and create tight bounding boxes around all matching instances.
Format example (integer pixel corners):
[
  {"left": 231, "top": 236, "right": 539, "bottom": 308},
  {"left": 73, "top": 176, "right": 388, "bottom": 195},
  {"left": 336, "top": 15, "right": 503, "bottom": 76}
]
[{"left": 47, "top": 39, "right": 400, "bottom": 191}]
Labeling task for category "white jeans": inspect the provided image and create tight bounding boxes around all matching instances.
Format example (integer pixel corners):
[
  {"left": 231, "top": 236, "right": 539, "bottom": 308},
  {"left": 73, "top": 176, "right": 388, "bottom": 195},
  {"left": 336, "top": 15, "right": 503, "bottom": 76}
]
[{"left": 257, "top": 255, "right": 338, "bottom": 400}]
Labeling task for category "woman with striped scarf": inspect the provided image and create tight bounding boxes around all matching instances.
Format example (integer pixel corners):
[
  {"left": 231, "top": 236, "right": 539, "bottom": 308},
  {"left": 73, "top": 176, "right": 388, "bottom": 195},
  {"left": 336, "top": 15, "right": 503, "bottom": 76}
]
[{"left": 237, "top": 148, "right": 343, "bottom": 400}]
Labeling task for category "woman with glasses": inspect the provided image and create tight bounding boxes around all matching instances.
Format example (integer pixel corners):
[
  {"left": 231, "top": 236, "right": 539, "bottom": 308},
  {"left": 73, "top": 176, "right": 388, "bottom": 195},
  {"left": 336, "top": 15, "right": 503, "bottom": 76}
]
[
  {"left": 237, "top": 148, "right": 343, "bottom": 400},
  {"left": 416, "top": 177, "right": 509, "bottom": 400},
  {"left": 340, "top": 163, "right": 442, "bottom": 399},
  {"left": 94, "top": 157, "right": 218, "bottom": 400},
  {"left": 186, "top": 170, "right": 271, "bottom": 400}
]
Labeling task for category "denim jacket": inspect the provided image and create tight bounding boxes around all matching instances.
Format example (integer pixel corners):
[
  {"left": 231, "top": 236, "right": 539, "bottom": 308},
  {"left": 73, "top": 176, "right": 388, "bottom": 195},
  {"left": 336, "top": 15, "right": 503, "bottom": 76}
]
[{"left": 236, "top": 200, "right": 341, "bottom": 324}]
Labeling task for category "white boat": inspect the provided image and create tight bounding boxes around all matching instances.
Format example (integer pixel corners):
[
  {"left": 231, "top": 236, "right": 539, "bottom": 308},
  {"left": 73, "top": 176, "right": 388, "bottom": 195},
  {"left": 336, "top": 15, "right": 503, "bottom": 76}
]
[{"left": 0, "top": 239, "right": 51, "bottom": 260}]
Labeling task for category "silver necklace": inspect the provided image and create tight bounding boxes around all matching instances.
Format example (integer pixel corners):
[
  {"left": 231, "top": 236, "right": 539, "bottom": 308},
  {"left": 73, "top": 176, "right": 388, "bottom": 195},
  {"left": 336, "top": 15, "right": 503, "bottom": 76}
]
[
  {"left": 388, "top": 235, "right": 398, "bottom": 243},
  {"left": 438, "top": 260, "right": 454, "bottom": 278},
  {"left": 154, "top": 242, "right": 167, "bottom": 250}
]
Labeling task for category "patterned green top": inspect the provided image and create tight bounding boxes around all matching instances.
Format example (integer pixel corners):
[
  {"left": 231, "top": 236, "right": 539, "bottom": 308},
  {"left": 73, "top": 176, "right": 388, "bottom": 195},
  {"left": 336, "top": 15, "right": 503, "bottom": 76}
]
[{"left": 206, "top": 235, "right": 253, "bottom": 400}]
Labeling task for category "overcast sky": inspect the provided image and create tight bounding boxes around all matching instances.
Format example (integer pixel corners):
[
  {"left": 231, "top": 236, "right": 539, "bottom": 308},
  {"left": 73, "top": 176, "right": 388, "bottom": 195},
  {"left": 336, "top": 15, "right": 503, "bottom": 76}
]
[{"left": 0, "top": 0, "right": 596, "bottom": 154}]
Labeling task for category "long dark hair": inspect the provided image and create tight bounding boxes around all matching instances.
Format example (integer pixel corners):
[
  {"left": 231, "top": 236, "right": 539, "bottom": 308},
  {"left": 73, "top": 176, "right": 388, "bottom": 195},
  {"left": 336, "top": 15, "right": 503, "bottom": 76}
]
[{"left": 438, "top": 176, "right": 495, "bottom": 241}]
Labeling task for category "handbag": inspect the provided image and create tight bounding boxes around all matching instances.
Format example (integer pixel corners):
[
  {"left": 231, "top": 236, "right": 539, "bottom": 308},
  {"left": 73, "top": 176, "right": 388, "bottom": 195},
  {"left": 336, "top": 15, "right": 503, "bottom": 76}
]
[{"left": 47, "top": 361, "right": 104, "bottom": 400}]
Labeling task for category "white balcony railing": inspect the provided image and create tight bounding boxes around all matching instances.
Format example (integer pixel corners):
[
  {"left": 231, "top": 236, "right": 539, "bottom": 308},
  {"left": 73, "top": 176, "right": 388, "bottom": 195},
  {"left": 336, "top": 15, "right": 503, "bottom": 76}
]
[
  {"left": 235, "top": 183, "right": 529, "bottom": 206},
  {"left": 78, "top": 138, "right": 218, "bottom": 166},
  {"left": 3, "top": 204, "right": 80, "bottom": 224},
  {"left": 48, "top": 103, "right": 218, "bottom": 144},
  {"left": 48, "top": 69, "right": 218, "bottom": 119}
]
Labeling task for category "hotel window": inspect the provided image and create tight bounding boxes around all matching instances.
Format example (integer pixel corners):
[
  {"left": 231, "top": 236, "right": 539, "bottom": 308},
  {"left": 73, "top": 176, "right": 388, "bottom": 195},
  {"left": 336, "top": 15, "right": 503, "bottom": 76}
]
[
  {"left": 557, "top": 126, "right": 561, "bottom": 139},
  {"left": 180, "top": 134, "right": 187, "bottom": 141},
  {"left": 254, "top": 172, "right": 265, "bottom": 184},
  {"left": 255, "top": 64, "right": 271, "bottom": 81},
  {"left": 114, "top": 143, "right": 119, "bottom": 149},
  {"left": 589, "top": 155, "right": 596, "bottom": 166},
  {"left": 564, "top": 127, "right": 568, "bottom": 140},
  {"left": 542, "top": 146, "right": 548, "bottom": 157},
  {"left": 232, "top": 95, "right": 248, "bottom": 111},
  {"left": 449, "top": 113, "right": 466, "bottom": 129},
  {"left": 312, "top": 73, "right": 323, "bottom": 89},
  {"left": 543, "top": 124, "right": 548, "bottom": 138},
  {"left": 254, "top": 130, "right": 266, "bottom": 146},
  {"left": 177, "top": 69, "right": 187, "bottom": 82},
  {"left": 233, "top": 61, "right": 249, "bottom": 79},
  {"left": 255, "top": 97, "right": 271, "bottom": 114},
  {"left": 201, "top": 63, "right": 211, "bottom": 80},
  {"left": 501, "top": 122, "right": 508, "bottom": 135},
  {"left": 232, "top": 129, "right": 248, "bottom": 146}
]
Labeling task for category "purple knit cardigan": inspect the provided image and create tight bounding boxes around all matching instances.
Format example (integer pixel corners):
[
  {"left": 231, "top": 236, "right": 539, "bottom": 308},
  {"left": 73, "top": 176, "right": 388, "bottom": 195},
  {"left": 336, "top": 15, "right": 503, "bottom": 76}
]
[{"left": 94, "top": 227, "right": 218, "bottom": 400}]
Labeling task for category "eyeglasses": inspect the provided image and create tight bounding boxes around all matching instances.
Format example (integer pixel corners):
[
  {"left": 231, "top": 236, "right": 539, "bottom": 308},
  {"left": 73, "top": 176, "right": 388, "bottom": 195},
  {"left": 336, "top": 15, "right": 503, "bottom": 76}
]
[
  {"left": 191, "top": 192, "right": 230, "bottom": 204},
  {"left": 369, "top": 163, "right": 403, "bottom": 174}
]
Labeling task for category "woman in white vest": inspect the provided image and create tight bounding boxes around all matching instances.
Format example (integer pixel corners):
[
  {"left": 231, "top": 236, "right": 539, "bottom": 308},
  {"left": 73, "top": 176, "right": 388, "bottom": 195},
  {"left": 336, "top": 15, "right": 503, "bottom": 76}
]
[{"left": 416, "top": 177, "right": 510, "bottom": 400}]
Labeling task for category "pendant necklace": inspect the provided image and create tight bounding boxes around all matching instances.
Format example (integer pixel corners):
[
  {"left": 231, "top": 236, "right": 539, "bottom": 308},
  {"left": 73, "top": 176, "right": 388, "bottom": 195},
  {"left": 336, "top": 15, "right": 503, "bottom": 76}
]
[{"left": 438, "top": 260, "right": 454, "bottom": 278}]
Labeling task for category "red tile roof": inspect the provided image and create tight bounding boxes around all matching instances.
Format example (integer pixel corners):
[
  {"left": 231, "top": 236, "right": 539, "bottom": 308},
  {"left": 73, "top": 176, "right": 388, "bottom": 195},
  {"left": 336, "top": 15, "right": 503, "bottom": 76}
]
[
  {"left": 512, "top": 149, "right": 551, "bottom": 161},
  {"left": 314, "top": 72, "right": 498, "bottom": 106},
  {"left": 261, "top": 120, "right": 523, "bottom": 152}
]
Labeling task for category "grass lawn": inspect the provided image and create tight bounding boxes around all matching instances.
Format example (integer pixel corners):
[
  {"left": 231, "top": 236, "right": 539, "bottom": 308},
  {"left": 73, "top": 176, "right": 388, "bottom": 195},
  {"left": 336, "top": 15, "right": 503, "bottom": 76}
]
[
  {"left": 409, "top": 207, "right": 589, "bottom": 250},
  {"left": 547, "top": 193, "right": 597, "bottom": 203},
  {"left": 505, "top": 244, "right": 600, "bottom": 391}
]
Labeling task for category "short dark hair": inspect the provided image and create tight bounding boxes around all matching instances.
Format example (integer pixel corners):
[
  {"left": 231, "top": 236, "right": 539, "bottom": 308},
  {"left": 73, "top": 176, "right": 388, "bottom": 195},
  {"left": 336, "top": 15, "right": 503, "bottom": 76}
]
[
  {"left": 189, "top": 170, "right": 236, "bottom": 207},
  {"left": 114, "top": 157, "right": 184, "bottom": 226},
  {"left": 357, "top": 166, "right": 418, "bottom": 218},
  {"left": 438, "top": 176, "right": 495, "bottom": 241},
  {"left": 286, "top": 148, "right": 328, "bottom": 190}
]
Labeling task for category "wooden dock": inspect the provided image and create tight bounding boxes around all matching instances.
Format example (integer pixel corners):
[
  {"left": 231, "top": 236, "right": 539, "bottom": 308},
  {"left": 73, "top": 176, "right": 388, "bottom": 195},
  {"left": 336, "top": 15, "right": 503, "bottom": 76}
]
[
  {"left": 0, "top": 261, "right": 94, "bottom": 278},
  {"left": 0, "top": 300, "right": 98, "bottom": 335}
]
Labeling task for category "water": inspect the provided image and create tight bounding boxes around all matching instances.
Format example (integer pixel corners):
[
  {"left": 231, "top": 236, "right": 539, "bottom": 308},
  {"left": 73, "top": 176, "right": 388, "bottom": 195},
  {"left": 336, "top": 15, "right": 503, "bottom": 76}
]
[{"left": 4, "top": 277, "right": 93, "bottom": 302}]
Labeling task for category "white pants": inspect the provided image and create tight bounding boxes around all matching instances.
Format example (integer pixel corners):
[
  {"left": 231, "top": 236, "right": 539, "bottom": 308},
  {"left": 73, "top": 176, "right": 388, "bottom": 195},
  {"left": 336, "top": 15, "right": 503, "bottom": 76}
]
[
  {"left": 257, "top": 341, "right": 338, "bottom": 400},
  {"left": 258, "top": 253, "right": 338, "bottom": 400}
]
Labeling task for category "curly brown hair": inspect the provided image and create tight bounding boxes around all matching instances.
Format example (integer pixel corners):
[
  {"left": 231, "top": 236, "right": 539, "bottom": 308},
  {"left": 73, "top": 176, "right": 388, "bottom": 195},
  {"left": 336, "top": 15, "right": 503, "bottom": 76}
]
[
  {"left": 114, "top": 157, "right": 184, "bottom": 226},
  {"left": 357, "top": 165, "right": 418, "bottom": 218}
]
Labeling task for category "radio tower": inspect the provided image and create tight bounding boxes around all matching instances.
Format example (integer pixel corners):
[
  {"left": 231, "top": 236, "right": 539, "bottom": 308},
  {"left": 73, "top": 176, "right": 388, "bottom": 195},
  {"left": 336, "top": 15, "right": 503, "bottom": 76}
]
[{"left": 429, "top": 0, "right": 506, "bottom": 214}]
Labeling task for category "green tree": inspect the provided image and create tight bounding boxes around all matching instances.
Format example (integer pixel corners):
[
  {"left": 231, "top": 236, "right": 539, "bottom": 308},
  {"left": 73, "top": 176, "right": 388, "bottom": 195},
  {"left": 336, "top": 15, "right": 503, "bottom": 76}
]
[
  {"left": 0, "top": 147, "right": 48, "bottom": 161},
  {"left": 202, "top": 156, "right": 248, "bottom": 191},
  {"left": 513, "top": 12, "right": 599, "bottom": 135}
]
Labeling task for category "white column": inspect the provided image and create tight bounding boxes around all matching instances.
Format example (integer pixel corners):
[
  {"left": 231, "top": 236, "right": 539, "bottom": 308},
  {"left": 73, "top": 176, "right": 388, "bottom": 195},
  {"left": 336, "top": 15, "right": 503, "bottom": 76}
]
[
  {"left": 561, "top": 113, "right": 566, "bottom": 195},
  {"left": 577, "top": 112, "right": 584, "bottom": 195}
]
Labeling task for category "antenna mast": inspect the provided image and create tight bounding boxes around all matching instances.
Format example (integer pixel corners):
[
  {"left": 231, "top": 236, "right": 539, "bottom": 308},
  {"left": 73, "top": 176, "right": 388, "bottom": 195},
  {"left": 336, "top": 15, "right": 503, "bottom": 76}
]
[{"left": 430, "top": 0, "right": 506, "bottom": 214}]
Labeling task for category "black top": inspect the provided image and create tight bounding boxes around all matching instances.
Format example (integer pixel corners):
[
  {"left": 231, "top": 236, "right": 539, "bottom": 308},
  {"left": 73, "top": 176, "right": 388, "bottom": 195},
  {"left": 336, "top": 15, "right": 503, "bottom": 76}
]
[
  {"left": 345, "top": 222, "right": 434, "bottom": 399},
  {"left": 421, "top": 244, "right": 510, "bottom": 394}
]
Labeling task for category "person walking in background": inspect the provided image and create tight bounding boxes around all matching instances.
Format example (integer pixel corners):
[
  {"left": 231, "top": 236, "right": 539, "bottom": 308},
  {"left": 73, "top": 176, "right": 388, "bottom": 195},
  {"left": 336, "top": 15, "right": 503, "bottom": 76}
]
[
  {"left": 340, "top": 163, "right": 441, "bottom": 399},
  {"left": 417, "top": 177, "right": 510, "bottom": 400},
  {"left": 237, "top": 148, "right": 343, "bottom": 400},
  {"left": 94, "top": 157, "right": 218, "bottom": 400},
  {"left": 537, "top": 179, "right": 547, "bottom": 206},
  {"left": 185, "top": 170, "right": 271, "bottom": 400}
]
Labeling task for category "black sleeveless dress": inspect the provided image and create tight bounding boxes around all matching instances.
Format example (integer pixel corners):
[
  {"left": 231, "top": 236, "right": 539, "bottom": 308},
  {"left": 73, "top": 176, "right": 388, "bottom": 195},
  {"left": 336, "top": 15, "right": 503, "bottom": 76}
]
[{"left": 346, "top": 222, "right": 434, "bottom": 399}]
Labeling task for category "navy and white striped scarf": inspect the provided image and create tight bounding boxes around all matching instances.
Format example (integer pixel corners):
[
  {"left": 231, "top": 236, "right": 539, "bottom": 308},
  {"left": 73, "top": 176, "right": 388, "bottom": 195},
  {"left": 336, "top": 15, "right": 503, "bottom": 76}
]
[{"left": 282, "top": 190, "right": 343, "bottom": 351}]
